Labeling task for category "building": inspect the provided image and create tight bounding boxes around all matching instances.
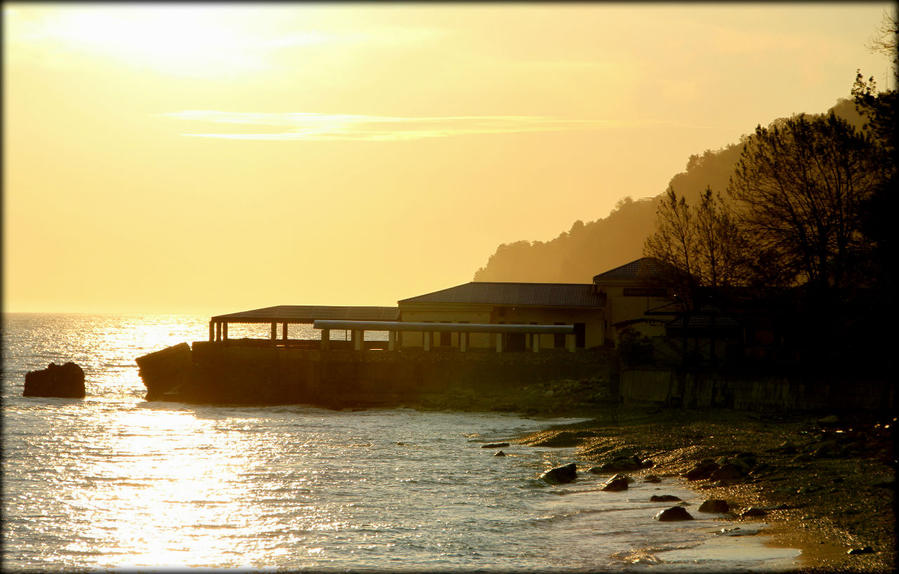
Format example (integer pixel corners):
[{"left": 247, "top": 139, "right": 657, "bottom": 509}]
[
  {"left": 397, "top": 282, "right": 605, "bottom": 351},
  {"left": 206, "top": 257, "right": 676, "bottom": 353},
  {"left": 592, "top": 257, "right": 673, "bottom": 346}
]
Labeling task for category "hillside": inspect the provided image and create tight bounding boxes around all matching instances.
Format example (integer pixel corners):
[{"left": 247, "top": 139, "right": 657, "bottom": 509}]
[{"left": 473, "top": 99, "right": 862, "bottom": 283}]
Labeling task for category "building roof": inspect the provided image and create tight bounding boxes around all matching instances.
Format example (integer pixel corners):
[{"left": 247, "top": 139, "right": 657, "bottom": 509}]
[
  {"left": 211, "top": 305, "right": 399, "bottom": 323},
  {"left": 592, "top": 257, "right": 666, "bottom": 283},
  {"left": 398, "top": 282, "right": 602, "bottom": 307}
]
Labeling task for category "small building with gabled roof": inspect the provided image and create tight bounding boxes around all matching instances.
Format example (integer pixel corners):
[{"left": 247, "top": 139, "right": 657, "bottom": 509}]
[
  {"left": 398, "top": 282, "right": 605, "bottom": 351},
  {"left": 592, "top": 257, "right": 674, "bottom": 346}
]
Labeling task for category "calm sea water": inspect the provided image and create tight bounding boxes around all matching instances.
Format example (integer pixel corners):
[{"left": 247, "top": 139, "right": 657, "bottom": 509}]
[{"left": 2, "top": 313, "right": 800, "bottom": 571}]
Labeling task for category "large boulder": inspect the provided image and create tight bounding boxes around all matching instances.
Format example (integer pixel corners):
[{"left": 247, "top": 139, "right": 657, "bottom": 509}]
[
  {"left": 23, "top": 362, "right": 85, "bottom": 398},
  {"left": 540, "top": 463, "right": 578, "bottom": 484}
]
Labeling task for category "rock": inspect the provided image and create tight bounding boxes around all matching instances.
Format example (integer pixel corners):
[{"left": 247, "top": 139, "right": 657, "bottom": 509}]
[
  {"left": 847, "top": 546, "right": 874, "bottom": 555},
  {"left": 650, "top": 494, "right": 681, "bottom": 502},
  {"left": 771, "top": 441, "right": 798, "bottom": 454},
  {"left": 741, "top": 507, "right": 767, "bottom": 518},
  {"left": 710, "top": 463, "right": 746, "bottom": 482},
  {"left": 540, "top": 463, "right": 577, "bottom": 484},
  {"left": 482, "top": 442, "right": 510, "bottom": 449},
  {"left": 699, "top": 499, "right": 730, "bottom": 513},
  {"left": 590, "top": 453, "right": 645, "bottom": 473},
  {"left": 685, "top": 459, "right": 719, "bottom": 480},
  {"left": 818, "top": 414, "right": 840, "bottom": 425},
  {"left": 494, "top": 450, "right": 506, "bottom": 457},
  {"left": 655, "top": 506, "right": 694, "bottom": 521},
  {"left": 23, "top": 362, "right": 85, "bottom": 398},
  {"left": 136, "top": 342, "right": 192, "bottom": 400},
  {"left": 643, "top": 474, "right": 662, "bottom": 483},
  {"left": 601, "top": 473, "right": 630, "bottom": 491},
  {"left": 811, "top": 440, "right": 844, "bottom": 459}
]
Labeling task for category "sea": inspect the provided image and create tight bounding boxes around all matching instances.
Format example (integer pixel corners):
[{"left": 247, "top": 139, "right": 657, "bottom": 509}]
[{"left": 2, "top": 313, "right": 801, "bottom": 572}]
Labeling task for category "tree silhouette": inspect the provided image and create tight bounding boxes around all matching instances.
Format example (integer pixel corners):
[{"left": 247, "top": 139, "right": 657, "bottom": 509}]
[{"left": 727, "top": 112, "right": 880, "bottom": 292}]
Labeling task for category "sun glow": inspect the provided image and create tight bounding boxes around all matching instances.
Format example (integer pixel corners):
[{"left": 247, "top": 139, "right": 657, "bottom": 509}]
[{"left": 16, "top": 5, "right": 300, "bottom": 77}]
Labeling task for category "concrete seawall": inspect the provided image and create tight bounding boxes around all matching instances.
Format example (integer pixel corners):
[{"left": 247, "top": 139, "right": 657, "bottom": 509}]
[
  {"left": 620, "top": 368, "right": 895, "bottom": 412},
  {"left": 140, "top": 341, "right": 617, "bottom": 409}
]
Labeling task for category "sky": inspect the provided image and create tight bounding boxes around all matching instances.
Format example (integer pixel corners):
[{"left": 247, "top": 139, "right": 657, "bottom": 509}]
[{"left": 4, "top": 2, "right": 894, "bottom": 314}]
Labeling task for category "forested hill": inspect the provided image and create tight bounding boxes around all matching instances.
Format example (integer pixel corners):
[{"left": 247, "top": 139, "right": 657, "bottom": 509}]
[{"left": 473, "top": 98, "right": 863, "bottom": 283}]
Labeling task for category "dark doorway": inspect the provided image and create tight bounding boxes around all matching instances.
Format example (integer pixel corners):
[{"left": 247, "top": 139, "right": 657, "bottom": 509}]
[
  {"left": 574, "top": 323, "right": 586, "bottom": 348},
  {"left": 506, "top": 332, "right": 526, "bottom": 352}
]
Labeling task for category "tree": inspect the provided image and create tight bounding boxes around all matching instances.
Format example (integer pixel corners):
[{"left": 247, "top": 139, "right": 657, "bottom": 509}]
[
  {"left": 727, "top": 112, "right": 881, "bottom": 292},
  {"left": 644, "top": 185, "right": 747, "bottom": 306}
]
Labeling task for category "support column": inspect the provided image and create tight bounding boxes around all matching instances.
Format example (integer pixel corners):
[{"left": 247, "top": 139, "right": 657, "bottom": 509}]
[
  {"left": 495, "top": 333, "right": 503, "bottom": 353},
  {"left": 566, "top": 333, "right": 576, "bottom": 353},
  {"left": 388, "top": 331, "right": 396, "bottom": 351},
  {"left": 532, "top": 333, "right": 541, "bottom": 353},
  {"left": 353, "top": 330, "right": 363, "bottom": 351},
  {"left": 423, "top": 332, "right": 431, "bottom": 352},
  {"left": 271, "top": 322, "right": 277, "bottom": 341},
  {"left": 282, "top": 322, "right": 288, "bottom": 345},
  {"left": 460, "top": 332, "right": 468, "bottom": 353},
  {"left": 321, "top": 328, "right": 330, "bottom": 351},
  {"left": 222, "top": 322, "right": 228, "bottom": 341},
  {"left": 209, "top": 321, "right": 214, "bottom": 342},
  {"left": 214, "top": 321, "right": 220, "bottom": 342}
]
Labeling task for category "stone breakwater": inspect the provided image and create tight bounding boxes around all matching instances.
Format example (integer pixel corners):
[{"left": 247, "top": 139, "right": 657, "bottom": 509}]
[{"left": 136, "top": 341, "right": 618, "bottom": 410}]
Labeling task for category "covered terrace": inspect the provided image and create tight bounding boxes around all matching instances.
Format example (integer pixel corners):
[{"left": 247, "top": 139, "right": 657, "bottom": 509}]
[{"left": 209, "top": 305, "right": 399, "bottom": 348}]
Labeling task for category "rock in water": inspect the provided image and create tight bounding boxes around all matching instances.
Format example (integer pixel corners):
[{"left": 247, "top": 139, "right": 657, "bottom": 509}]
[
  {"left": 601, "top": 474, "right": 630, "bottom": 491},
  {"left": 650, "top": 494, "right": 681, "bottom": 502},
  {"left": 23, "top": 362, "right": 85, "bottom": 398},
  {"left": 655, "top": 506, "right": 694, "bottom": 521},
  {"left": 540, "top": 463, "right": 577, "bottom": 484}
]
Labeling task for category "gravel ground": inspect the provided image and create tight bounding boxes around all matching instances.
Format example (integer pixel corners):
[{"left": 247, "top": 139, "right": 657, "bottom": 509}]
[{"left": 516, "top": 407, "right": 896, "bottom": 573}]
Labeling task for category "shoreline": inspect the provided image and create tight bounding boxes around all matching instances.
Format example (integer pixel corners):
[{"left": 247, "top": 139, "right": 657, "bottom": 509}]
[{"left": 514, "top": 406, "right": 895, "bottom": 572}]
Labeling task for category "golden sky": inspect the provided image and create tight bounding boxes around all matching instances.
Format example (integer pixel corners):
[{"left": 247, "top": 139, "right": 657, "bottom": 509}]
[{"left": 4, "top": 3, "right": 893, "bottom": 314}]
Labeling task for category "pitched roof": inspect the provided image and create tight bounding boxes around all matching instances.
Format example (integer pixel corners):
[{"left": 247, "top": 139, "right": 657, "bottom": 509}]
[
  {"left": 212, "top": 305, "right": 398, "bottom": 323},
  {"left": 592, "top": 257, "right": 666, "bottom": 283},
  {"left": 398, "top": 282, "right": 602, "bottom": 307}
]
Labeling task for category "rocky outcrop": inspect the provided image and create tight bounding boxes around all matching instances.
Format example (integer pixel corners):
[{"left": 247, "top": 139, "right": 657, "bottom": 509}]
[
  {"left": 23, "top": 362, "right": 85, "bottom": 398},
  {"left": 650, "top": 494, "right": 681, "bottom": 502},
  {"left": 136, "top": 343, "right": 193, "bottom": 400},
  {"left": 540, "top": 463, "right": 577, "bottom": 484},
  {"left": 655, "top": 506, "right": 693, "bottom": 521}
]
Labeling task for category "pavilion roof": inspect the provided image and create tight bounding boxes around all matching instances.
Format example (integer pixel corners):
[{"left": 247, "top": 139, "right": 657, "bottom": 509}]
[
  {"left": 398, "top": 282, "right": 602, "bottom": 307},
  {"left": 211, "top": 305, "right": 399, "bottom": 324}
]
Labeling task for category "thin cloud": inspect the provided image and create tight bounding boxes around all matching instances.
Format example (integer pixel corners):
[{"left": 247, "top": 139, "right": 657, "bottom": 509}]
[{"left": 163, "top": 111, "right": 706, "bottom": 141}]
